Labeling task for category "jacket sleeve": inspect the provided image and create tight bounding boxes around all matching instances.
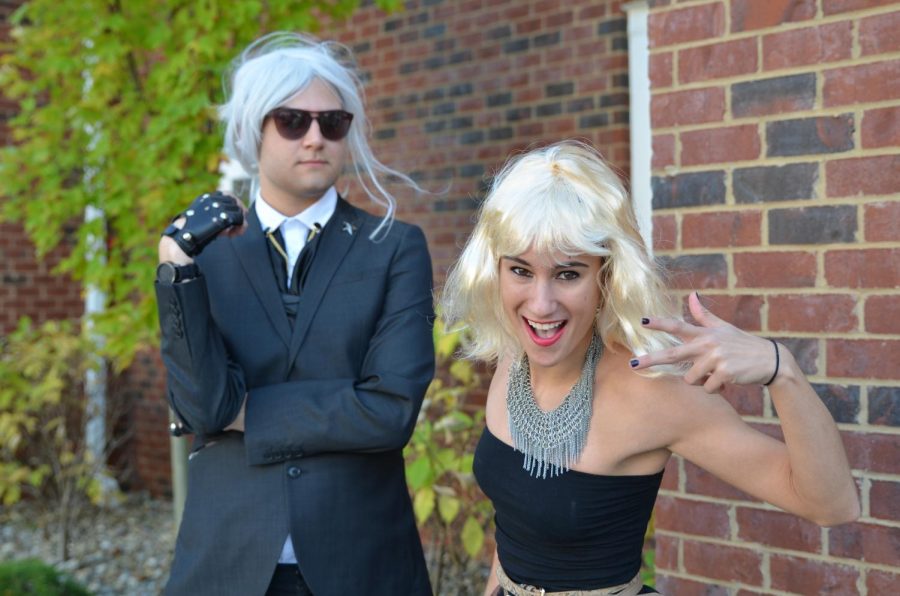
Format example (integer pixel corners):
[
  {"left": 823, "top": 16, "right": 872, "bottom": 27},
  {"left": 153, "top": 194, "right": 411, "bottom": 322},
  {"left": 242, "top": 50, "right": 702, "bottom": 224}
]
[
  {"left": 242, "top": 224, "right": 435, "bottom": 465},
  {"left": 155, "top": 277, "right": 247, "bottom": 437}
]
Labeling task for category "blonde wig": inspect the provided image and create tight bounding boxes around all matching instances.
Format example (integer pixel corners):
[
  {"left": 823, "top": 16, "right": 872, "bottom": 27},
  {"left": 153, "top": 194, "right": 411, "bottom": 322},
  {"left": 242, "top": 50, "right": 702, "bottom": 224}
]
[{"left": 441, "top": 140, "right": 682, "bottom": 373}]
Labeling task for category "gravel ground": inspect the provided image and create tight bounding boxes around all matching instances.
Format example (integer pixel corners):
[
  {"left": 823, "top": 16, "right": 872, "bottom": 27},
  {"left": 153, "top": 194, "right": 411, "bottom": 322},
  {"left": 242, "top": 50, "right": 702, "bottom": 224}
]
[
  {"left": 0, "top": 495, "right": 488, "bottom": 595},
  {"left": 0, "top": 494, "right": 174, "bottom": 595}
]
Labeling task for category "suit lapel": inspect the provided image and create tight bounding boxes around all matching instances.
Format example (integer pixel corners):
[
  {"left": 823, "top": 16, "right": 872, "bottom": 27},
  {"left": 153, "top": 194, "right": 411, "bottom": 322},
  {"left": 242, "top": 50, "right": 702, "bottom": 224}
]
[
  {"left": 230, "top": 208, "right": 292, "bottom": 349},
  {"left": 287, "top": 198, "right": 361, "bottom": 366}
]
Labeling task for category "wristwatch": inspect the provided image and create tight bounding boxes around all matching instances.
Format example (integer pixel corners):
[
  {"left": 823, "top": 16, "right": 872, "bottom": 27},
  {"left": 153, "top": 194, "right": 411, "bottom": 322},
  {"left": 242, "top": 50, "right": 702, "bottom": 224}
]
[{"left": 156, "top": 262, "right": 200, "bottom": 284}]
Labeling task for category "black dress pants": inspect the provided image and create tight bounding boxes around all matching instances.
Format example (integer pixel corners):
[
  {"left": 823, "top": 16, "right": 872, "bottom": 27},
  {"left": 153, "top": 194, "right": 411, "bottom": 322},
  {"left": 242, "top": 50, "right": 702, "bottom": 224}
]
[{"left": 265, "top": 564, "right": 314, "bottom": 596}]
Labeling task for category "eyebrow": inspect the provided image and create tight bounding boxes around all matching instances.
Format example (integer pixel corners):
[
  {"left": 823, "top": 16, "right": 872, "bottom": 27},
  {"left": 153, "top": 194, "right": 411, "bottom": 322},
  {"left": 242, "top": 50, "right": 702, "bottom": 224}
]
[{"left": 503, "top": 256, "right": 590, "bottom": 269}]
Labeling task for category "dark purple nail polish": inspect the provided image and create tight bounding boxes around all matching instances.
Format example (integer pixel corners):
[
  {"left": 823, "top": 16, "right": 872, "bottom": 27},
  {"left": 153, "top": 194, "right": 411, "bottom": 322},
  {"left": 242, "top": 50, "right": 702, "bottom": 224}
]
[
  {"left": 629, "top": 359, "right": 639, "bottom": 368},
  {"left": 641, "top": 317, "right": 649, "bottom": 325}
]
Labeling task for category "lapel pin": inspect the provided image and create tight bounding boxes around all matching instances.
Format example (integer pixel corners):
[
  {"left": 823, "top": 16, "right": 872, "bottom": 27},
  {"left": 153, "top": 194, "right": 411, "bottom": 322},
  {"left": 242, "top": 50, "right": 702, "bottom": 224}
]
[{"left": 342, "top": 221, "right": 356, "bottom": 236}]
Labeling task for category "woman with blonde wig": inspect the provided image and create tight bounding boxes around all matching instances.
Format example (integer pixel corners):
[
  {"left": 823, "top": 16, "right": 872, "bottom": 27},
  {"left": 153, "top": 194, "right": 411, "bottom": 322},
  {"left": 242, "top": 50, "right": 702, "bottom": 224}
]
[{"left": 441, "top": 140, "right": 858, "bottom": 596}]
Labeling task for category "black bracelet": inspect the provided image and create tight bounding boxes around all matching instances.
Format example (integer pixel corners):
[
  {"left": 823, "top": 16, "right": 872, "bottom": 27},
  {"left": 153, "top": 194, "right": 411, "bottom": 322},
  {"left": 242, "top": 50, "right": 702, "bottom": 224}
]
[{"left": 763, "top": 339, "right": 780, "bottom": 386}]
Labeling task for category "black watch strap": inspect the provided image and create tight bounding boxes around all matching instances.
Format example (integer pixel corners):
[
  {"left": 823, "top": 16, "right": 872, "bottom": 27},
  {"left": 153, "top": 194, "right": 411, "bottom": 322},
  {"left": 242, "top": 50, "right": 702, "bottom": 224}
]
[{"left": 156, "top": 262, "right": 200, "bottom": 284}]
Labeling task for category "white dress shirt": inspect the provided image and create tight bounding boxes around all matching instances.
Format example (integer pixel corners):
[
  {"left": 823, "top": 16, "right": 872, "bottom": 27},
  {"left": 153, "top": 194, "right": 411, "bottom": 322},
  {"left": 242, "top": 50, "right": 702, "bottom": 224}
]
[
  {"left": 252, "top": 187, "right": 338, "bottom": 564},
  {"left": 254, "top": 187, "right": 338, "bottom": 288}
]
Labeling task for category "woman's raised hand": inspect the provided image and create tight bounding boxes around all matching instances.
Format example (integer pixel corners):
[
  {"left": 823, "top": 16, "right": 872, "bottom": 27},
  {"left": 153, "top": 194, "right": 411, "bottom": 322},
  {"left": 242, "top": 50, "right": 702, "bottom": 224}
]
[{"left": 630, "top": 291, "right": 780, "bottom": 393}]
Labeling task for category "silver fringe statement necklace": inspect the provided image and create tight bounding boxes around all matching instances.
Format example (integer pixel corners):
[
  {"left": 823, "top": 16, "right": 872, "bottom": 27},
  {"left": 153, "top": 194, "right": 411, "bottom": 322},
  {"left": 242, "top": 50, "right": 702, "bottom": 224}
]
[{"left": 507, "top": 333, "right": 603, "bottom": 478}]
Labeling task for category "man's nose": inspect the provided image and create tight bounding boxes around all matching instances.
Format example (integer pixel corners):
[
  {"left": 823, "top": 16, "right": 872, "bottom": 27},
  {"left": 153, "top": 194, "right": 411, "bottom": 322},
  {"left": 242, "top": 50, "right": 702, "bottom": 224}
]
[{"left": 302, "top": 118, "right": 326, "bottom": 147}]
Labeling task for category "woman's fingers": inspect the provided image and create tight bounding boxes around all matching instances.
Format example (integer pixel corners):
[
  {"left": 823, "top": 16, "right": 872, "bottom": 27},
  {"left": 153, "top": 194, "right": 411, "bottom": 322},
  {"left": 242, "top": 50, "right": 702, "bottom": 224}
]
[
  {"left": 687, "top": 291, "right": 726, "bottom": 328},
  {"left": 640, "top": 315, "right": 702, "bottom": 340},
  {"left": 643, "top": 293, "right": 727, "bottom": 337},
  {"left": 631, "top": 343, "right": 698, "bottom": 369}
]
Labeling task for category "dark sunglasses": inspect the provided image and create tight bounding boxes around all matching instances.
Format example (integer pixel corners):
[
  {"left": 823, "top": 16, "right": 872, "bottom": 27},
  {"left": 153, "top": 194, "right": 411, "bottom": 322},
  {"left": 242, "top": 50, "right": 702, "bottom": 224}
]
[{"left": 267, "top": 108, "right": 354, "bottom": 141}]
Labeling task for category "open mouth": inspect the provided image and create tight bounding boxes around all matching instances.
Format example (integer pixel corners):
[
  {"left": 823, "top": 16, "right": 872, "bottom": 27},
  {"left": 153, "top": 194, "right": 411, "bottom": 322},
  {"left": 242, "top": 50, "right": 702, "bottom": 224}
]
[{"left": 524, "top": 317, "right": 566, "bottom": 346}]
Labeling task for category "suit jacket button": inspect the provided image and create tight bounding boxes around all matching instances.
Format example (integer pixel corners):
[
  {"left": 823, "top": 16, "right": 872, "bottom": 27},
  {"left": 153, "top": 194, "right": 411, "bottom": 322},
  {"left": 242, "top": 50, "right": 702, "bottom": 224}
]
[{"left": 287, "top": 466, "right": 302, "bottom": 479}]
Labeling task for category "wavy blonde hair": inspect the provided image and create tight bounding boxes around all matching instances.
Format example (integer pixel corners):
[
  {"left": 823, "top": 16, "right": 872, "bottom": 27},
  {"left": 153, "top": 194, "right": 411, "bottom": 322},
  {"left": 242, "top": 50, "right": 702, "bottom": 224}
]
[{"left": 441, "top": 140, "right": 682, "bottom": 374}]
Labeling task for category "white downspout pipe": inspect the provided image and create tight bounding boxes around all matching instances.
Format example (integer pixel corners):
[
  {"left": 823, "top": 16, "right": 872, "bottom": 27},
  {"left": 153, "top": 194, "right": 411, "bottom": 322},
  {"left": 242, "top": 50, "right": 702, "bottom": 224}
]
[
  {"left": 624, "top": 1, "right": 653, "bottom": 254},
  {"left": 82, "top": 38, "right": 117, "bottom": 499}
]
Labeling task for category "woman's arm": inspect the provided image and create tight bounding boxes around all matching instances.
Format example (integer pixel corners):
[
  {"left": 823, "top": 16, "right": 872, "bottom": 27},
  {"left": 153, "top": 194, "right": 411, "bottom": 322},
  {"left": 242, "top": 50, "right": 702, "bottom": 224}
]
[
  {"left": 632, "top": 292, "right": 859, "bottom": 526},
  {"left": 484, "top": 547, "right": 501, "bottom": 596}
]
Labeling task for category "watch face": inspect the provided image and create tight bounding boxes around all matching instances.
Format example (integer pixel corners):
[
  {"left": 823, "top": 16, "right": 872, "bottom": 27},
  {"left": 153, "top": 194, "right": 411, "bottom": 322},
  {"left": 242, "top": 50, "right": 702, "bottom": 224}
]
[{"left": 157, "top": 262, "right": 177, "bottom": 284}]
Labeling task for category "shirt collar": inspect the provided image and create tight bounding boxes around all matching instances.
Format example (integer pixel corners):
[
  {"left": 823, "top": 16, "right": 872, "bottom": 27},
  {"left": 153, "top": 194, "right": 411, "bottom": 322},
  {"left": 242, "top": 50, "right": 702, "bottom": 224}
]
[{"left": 254, "top": 187, "right": 338, "bottom": 233}]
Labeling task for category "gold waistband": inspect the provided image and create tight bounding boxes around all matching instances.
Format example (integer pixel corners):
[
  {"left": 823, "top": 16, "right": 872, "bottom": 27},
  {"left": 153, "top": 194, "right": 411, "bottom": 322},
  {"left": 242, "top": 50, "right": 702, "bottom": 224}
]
[{"left": 496, "top": 565, "right": 644, "bottom": 596}]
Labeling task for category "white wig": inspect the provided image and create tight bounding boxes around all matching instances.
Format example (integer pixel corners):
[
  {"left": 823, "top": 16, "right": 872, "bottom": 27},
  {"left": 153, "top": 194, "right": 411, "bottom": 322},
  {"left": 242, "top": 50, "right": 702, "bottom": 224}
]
[
  {"left": 219, "top": 31, "right": 421, "bottom": 237},
  {"left": 441, "top": 140, "right": 683, "bottom": 374}
]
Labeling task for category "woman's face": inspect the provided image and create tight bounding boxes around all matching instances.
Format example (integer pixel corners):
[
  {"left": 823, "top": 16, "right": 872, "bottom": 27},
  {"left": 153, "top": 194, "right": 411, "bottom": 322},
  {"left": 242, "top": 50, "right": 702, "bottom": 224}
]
[{"left": 499, "top": 247, "right": 603, "bottom": 375}]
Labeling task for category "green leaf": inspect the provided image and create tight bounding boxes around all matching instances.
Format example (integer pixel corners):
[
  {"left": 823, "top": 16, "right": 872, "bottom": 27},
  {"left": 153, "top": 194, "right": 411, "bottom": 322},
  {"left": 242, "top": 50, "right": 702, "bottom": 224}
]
[
  {"left": 413, "top": 487, "right": 435, "bottom": 525},
  {"left": 434, "top": 328, "right": 460, "bottom": 360},
  {"left": 405, "top": 455, "right": 433, "bottom": 491},
  {"left": 449, "top": 359, "right": 475, "bottom": 385},
  {"left": 458, "top": 453, "right": 475, "bottom": 475},
  {"left": 461, "top": 515, "right": 485, "bottom": 557},
  {"left": 437, "top": 494, "right": 461, "bottom": 525},
  {"left": 641, "top": 548, "right": 655, "bottom": 586},
  {"left": 435, "top": 447, "right": 458, "bottom": 473}
]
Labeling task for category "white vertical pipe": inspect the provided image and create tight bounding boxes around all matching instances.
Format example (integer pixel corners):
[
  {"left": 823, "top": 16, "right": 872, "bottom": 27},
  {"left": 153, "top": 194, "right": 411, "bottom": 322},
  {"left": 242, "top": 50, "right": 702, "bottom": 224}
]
[
  {"left": 624, "top": 1, "right": 653, "bottom": 254},
  {"left": 82, "top": 38, "right": 117, "bottom": 500},
  {"left": 84, "top": 204, "right": 109, "bottom": 486}
]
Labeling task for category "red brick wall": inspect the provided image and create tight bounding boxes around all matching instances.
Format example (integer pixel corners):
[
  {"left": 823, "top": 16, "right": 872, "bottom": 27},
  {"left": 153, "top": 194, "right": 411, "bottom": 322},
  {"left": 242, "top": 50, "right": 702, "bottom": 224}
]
[
  {"left": 113, "top": 350, "right": 170, "bottom": 496},
  {"left": 326, "top": 0, "right": 633, "bottom": 278},
  {"left": 649, "top": 0, "right": 900, "bottom": 592}
]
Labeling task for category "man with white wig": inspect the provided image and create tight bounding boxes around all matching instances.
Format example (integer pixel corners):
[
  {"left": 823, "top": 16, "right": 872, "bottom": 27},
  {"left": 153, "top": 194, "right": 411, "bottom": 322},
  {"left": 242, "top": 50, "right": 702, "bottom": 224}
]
[{"left": 155, "top": 32, "right": 434, "bottom": 595}]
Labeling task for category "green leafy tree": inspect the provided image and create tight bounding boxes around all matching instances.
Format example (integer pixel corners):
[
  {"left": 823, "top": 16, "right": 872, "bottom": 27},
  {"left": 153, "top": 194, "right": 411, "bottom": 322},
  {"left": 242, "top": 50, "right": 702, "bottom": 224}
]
[
  {"left": 0, "top": 0, "right": 401, "bottom": 369},
  {"left": 405, "top": 315, "right": 493, "bottom": 592}
]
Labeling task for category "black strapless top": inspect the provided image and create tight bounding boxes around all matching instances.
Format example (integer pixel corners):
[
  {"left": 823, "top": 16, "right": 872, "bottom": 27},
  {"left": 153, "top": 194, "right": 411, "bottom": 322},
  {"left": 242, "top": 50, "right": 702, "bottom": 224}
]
[{"left": 473, "top": 427, "right": 663, "bottom": 591}]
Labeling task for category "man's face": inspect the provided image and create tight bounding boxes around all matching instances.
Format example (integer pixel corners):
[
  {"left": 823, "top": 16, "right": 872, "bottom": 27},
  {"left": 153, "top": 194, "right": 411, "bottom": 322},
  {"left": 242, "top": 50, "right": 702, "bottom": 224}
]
[{"left": 258, "top": 78, "right": 350, "bottom": 215}]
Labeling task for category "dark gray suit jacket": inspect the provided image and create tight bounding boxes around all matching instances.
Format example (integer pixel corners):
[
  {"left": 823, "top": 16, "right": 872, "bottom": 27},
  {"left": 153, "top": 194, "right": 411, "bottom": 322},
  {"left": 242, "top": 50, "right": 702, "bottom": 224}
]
[{"left": 156, "top": 198, "right": 434, "bottom": 595}]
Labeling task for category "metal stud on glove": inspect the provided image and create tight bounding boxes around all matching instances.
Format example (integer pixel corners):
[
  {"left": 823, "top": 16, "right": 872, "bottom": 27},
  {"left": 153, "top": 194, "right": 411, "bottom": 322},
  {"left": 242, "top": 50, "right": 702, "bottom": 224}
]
[{"left": 161, "top": 191, "right": 244, "bottom": 257}]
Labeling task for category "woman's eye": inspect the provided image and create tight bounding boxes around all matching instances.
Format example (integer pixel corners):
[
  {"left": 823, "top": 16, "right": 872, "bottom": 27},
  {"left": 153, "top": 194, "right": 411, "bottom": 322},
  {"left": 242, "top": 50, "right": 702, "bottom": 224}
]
[
  {"left": 510, "top": 266, "right": 531, "bottom": 277},
  {"left": 558, "top": 270, "right": 580, "bottom": 281}
]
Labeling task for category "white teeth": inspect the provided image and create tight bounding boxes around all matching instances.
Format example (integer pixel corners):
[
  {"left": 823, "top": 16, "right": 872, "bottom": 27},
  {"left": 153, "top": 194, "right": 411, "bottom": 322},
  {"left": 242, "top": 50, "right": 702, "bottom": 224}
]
[{"left": 527, "top": 319, "right": 563, "bottom": 331}]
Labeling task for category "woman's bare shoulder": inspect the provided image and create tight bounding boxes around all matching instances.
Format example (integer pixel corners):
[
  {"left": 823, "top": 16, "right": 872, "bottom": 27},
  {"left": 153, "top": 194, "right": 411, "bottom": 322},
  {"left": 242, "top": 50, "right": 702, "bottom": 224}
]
[{"left": 600, "top": 343, "right": 687, "bottom": 402}]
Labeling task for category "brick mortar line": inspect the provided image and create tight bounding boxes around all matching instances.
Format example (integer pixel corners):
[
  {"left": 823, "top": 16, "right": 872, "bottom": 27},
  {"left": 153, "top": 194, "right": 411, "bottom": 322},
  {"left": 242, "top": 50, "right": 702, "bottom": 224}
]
[
  {"left": 835, "top": 417, "right": 900, "bottom": 429},
  {"left": 653, "top": 201, "right": 898, "bottom": 214},
  {"left": 860, "top": 385, "right": 871, "bottom": 430},
  {"left": 763, "top": 414, "right": 900, "bottom": 429},
  {"left": 858, "top": 471, "right": 900, "bottom": 481},
  {"left": 661, "top": 288, "right": 900, "bottom": 298},
  {"left": 657, "top": 488, "right": 785, "bottom": 509},
  {"left": 851, "top": 12, "right": 862, "bottom": 63},
  {"left": 648, "top": 51, "right": 900, "bottom": 96},
  {"left": 768, "top": 331, "right": 900, "bottom": 341},
  {"left": 650, "top": 114, "right": 900, "bottom": 136},
  {"left": 656, "top": 569, "right": 877, "bottom": 596},
  {"left": 726, "top": 251, "right": 737, "bottom": 289},
  {"left": 646, "top": 8, "right": 900, "bottom": 53},
  {"left": 654, "top": 530, "right": 899, "bottom": 571},
  {"left": 761, "top": 549, "right": 773, "bottom": 591},
  {"left": 659, "top": 469, "right": 900, "bottom": 506},
  {"left": 656, "top": 244, "right": 900, "bottom": 254},
  {"left": 855, "top": 515, "right": 900, "bottom": 529}
]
